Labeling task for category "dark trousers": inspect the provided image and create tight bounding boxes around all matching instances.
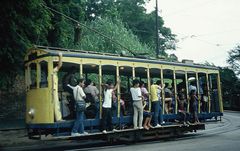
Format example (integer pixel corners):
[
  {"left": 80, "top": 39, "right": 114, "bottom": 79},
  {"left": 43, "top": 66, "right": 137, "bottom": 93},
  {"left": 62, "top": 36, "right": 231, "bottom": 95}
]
[{"left": 102, "top": 107, "right": 113, "bottom": 131}]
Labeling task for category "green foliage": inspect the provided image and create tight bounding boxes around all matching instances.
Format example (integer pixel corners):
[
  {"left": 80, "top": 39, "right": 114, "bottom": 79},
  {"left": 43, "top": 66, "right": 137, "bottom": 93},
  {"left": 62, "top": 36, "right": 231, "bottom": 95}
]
[
  {"left": 0, "top": 0, "right": 52, "bottom": 89},
  {"left": 76, "top": 18, "right": 151, "bottom": 55},
  {"left": 84, "top": 0, "right": 176, "bottom": 56},
  {"left": 85, "top": 0, "right": 119, "bottom": 20},
  {"left": 227, "top": 45, "right": 240, "bottom": 75},
  {"left": 44, "top": 0, "right": 86, "bottom": 47},
  {"left": 219, "top": 67, "right": 240, "bottom": 95},
  {"left": 0, "top": 0, "right": 176, "bottom": 89},
  {"left": 116, "top": 1, "right": 176, "bottom": 55}
]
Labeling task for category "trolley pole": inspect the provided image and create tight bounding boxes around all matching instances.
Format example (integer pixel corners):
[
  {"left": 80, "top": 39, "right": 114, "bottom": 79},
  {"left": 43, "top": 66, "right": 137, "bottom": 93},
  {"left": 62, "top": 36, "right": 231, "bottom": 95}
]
[{"left": 155, "top": 0, "right": 160, "bottom": 58}]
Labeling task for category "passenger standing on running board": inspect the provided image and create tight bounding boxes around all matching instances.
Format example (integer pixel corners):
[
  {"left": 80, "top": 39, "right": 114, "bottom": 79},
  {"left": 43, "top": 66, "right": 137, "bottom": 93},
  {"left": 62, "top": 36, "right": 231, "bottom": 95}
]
[
  {"left": 101, "top": 80, "right": 120, "bottom": 133},
  {"left": 150, "top": 80, "right": 165, "bottom": 127},
  {"left": 130, "top": 79, "right": 144, "bottom": 129}
]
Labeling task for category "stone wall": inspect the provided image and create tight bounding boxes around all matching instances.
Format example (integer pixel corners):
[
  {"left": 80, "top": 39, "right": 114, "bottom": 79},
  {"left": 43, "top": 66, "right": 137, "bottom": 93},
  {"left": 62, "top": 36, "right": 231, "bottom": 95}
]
[{"left": 0, "top": 75, "right": 26, "bottom": 120}]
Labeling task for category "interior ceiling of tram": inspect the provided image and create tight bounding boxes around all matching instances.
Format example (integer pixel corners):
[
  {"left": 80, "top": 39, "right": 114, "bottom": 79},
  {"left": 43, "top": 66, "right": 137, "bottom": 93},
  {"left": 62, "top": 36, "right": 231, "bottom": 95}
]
[{"left": 61, "top": 63, "right": 209, "bottom": 80}]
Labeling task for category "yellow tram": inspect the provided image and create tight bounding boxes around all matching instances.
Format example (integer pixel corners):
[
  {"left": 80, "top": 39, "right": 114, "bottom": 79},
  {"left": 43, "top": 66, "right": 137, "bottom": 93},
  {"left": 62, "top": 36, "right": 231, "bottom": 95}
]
[{"left": 24, "top": 46, "right": 223, "bottom": 138}]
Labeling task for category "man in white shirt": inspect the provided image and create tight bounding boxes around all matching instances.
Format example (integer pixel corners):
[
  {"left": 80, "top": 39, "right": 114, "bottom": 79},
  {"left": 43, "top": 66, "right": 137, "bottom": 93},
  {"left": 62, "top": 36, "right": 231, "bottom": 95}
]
[
  {"left": 189, "top": 81, "right": 197, "bottom": 93},
  {"left": 68, "top": 79, "right": 87, "bottom": 136},
  {"left": 101, "top": 80, "right": 120, "bottom": 133}
]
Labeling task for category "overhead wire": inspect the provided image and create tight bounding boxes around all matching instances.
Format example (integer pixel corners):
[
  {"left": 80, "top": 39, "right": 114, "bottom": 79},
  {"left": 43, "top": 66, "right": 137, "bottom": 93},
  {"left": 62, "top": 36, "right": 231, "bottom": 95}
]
[{"left": 162, "top": 0, "right": 218, "bottom": 17}]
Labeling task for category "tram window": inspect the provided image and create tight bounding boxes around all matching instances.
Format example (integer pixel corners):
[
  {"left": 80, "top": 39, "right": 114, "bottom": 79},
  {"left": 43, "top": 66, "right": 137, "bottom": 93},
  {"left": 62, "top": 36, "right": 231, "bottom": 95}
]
[
  {"left": 30, "top": 63, "right": 37, "bottom": 89},
  {"left": 198, "top": 73, "right": 208, "bottom": 113},
  {"left": 119, "top": 66, "right": 132, "bottom": 92},
  {"left": 187, "top": 73, "right": 197, "bottom": 94},
  {"left": 119, "top": 66, "right": 133, "bottom": 116},
  {"left": 209, "top": 74, "right": 220, "bottom": 112},
  {"left": 40, "top": 61, "right": 48, "bottom": 88},
  {"left": 60, "top": 63, "right": 80, "bottom": 91},
  {"left": 163, "top": 69, "right": 174, "bottom": 114},
  {"left": 83, "top": 64, "right": 99, "bottom": 86},
  {"left": 82, "top": 64, "right": 99, "bottom": 119}
]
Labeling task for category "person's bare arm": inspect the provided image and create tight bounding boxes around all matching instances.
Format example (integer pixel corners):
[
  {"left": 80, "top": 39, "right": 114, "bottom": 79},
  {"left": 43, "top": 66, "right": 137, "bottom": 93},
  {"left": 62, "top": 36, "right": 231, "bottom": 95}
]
[
  {"left": 55, "top": 52, "right": 62, "bottom": 71},
  {"left": 113, "top": 80, "right": 121, "bottom": 91},
  {"left": 101, "top": 83, "right": 108, "bottom": 88},
  {"left": 158, "top": 84, "right": 165, "bottom": 90}
]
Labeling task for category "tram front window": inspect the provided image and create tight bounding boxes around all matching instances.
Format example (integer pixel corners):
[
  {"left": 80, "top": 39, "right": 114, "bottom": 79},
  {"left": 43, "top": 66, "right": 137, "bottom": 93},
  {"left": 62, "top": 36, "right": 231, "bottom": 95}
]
[
  {"left": 30, "top": 63, "right": 37, "bottom": 89},
  {"left": 40, "top": 61, "right": 48, "bottom": 88}
]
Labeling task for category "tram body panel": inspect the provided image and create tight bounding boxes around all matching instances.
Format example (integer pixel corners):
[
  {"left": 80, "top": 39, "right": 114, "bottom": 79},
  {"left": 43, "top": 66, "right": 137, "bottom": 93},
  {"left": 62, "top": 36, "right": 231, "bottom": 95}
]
[{"left": 26, "top": 88, "right": 53, "bottom": 124}]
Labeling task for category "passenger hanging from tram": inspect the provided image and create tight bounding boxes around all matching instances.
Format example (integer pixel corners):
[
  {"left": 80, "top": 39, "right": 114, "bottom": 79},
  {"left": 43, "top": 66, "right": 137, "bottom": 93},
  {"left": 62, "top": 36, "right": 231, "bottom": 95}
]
[
  {"left": 52, "top": 52, "right": 64, "bottom": 122},
  {"left": 150, "top": 80, "right": 165, "bottom": 127},
  {"left": 177, "top": 87, "right": 190, "bottom": 125},
  {"left": 68, "top": 78, "right": 88, "bottom": 136},
  {"left": 189, "top": 90, "right": 200, "bottom": 124},
  {"left": 130, "top": 79, "right": 144, "bottom": 129},
  {"left": 101, "top": 79, "right": 120, "bottom": 133},
  {"left": 140, "top": 81, "right": 154, "bottom": 130}
]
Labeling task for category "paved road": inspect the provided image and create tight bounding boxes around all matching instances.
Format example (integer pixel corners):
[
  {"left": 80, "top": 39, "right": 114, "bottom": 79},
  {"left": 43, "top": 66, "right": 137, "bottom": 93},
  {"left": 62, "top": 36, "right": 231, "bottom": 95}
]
[
  {"left": 1, "top": 111, "right": 240, "bottom": 151},
  {"left": 67, "top": 111, "right": 240, "bottom": 151}
]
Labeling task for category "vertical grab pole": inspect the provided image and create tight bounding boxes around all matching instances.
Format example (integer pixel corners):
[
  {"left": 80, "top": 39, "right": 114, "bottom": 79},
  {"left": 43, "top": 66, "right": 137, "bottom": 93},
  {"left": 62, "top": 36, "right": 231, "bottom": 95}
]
[
  {"left": 99, "top": 64, "right": 102, "bottom": 119},
  {"left": 132, "top": 66, "right": 135, "bottom": 80},
  {"left": 36, "top": 62, "right": 40, "bottom": 89},
  {"left": 79, "top": 62, "right": 83, "bottom": 78},
  {"left": 217, "top": 73, "right": 223, "bottom": 113},
  {"left": 25, "top": 65, "right": 29, "bottom": 91},
  {"left": 173, "top": 70, "right": 178, "bottom": 114},
  {"left": 160, "top": 68, "right": 165, "bottom": 115},
  {"left": 48, "top": 58, "right": 54, "bottom": 122},
  {"left": 196, "top": 72, "right": 201, "bottom": 113},
  {"left": 147, "top": 67, "right": 151, "bottom": 111},
  {"left": 185, "top": 71, "right": 190, "bottom": 112},
  {"left": 206, "top": 73, "right": 211, "bottom": 113},
  {"left": 116, "top": 65, "right": 121, "bottom": 118}
]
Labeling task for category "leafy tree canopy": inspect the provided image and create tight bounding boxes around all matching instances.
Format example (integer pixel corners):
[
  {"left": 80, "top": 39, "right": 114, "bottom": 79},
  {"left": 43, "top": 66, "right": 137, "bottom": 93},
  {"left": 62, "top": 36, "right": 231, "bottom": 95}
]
[
  {"left": 0, "top": 0, "right": 176, "bottom": 89},
  {"left": 227, "top": 45, "right": 240, "bottom": 75},
  {"left": 0, "top": 0, "right": 52, "bottom": 89},
  {"left": 76, "top": 17, "right": 151, "bottom": 55},
  {"left": 84, "top": 0, "right": 176, "bottom": 55},
  {"left": 219, "top": 67, "right": 240, "bottom": 95}
]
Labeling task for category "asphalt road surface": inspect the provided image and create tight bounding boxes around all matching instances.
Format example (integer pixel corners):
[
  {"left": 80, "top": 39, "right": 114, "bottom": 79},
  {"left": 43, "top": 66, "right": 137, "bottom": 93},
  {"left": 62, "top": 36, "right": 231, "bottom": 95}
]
[
  {"left": 66, "top": 111, "right": 240, "bottom": 151},
  {"left": 1, "top": 111, "right": 240, "bottom": 151}
]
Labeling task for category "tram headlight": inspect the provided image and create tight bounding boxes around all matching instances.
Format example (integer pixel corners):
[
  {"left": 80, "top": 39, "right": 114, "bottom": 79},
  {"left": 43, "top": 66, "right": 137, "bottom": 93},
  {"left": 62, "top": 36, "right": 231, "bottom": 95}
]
[{"left": 28, "top": 108, "right": 35, "bottom": 119}]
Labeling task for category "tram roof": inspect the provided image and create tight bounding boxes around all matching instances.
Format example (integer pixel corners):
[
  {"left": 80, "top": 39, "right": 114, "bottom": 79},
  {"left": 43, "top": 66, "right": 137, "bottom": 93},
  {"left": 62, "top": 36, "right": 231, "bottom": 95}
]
[{"left": 26, "top": 46, "right": 219, "bottom": 70}]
